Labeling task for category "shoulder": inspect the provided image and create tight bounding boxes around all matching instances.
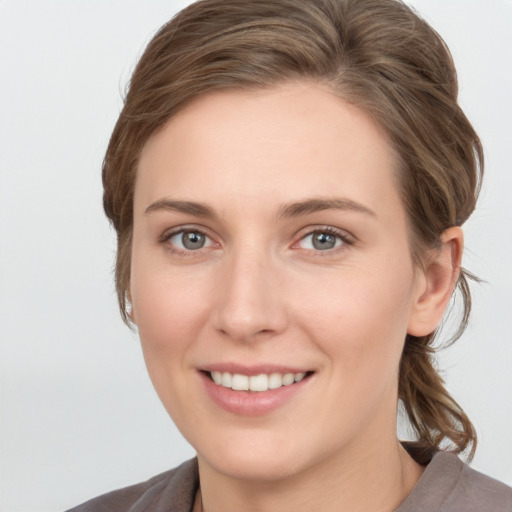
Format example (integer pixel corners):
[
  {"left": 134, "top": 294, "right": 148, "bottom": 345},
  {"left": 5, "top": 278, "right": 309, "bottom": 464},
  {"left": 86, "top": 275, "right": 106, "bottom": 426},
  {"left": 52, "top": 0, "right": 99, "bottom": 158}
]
[
  {"left": 398, "top": 450, "right": 512, "bottom": 512},
  {"left": 65, "top": 458, "right": 199, "bottom": 512},
  {"left": 448, "top": 459, "right": 512, "bottom": 512}
]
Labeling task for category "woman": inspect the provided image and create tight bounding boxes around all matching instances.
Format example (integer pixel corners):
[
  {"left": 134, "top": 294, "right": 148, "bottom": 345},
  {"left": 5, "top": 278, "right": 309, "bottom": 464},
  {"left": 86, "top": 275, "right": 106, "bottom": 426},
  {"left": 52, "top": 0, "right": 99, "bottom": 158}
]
[{"left": 68, "top": 0, "right": 512, "bottom": 510}]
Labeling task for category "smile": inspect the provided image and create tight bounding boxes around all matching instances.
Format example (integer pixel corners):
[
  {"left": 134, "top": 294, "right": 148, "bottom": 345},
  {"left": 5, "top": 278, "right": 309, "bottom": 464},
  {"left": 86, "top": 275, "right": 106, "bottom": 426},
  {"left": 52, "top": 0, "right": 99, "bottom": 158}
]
[
  {"left": 209, "top": 371, "right": 307, "bottom": 392},
  {"left": 201, "top": 368, "right": 314, "bottom": 416}
]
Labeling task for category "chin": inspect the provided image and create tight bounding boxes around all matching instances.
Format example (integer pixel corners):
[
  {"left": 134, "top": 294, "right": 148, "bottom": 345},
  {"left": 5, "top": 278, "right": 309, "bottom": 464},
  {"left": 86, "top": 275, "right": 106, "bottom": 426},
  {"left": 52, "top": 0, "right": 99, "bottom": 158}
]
[
  {"left": 195, "top": 429, "right": 336, "bottom": 483},
  {"left": 202, "top": 451, "right": 308, "bottom": 482}
]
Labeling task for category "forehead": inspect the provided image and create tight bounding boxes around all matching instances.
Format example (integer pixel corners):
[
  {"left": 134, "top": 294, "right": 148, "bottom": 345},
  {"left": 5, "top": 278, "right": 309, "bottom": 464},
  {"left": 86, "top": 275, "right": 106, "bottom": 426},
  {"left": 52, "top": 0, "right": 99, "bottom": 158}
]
[{"left": 135, "top": 82, "right": 402, "bottom": 222}]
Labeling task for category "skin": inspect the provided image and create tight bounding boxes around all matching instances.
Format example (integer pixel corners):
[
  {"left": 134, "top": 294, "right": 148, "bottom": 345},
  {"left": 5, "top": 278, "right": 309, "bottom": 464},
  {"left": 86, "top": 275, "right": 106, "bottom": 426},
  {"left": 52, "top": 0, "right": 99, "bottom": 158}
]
[{"left": 130, "top": 82, "right": 462, "bottom": 512}]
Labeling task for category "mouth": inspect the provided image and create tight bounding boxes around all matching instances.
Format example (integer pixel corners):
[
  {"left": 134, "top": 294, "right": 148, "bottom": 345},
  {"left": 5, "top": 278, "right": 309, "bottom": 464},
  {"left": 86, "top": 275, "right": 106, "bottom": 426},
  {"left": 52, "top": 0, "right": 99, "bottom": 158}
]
[
  {"left": 203, "top": 370, "right": 314, "bottom": 392},
  {"left": 199, "top": 366, "right": 315, "bottom": 415}
]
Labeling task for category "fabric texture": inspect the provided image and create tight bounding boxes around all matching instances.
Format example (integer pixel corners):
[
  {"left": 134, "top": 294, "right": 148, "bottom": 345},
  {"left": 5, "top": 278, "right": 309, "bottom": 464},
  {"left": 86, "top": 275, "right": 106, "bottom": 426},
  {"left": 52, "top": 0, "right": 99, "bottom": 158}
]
[
  {"left": 66, "top": 451, "right": 512, "bottom": 512},
  {"left": 395, "top": 451, "right": 512, "bottom": 512},
  {"left": 65, "top": 459, "right": 199, "bottom": 512}
]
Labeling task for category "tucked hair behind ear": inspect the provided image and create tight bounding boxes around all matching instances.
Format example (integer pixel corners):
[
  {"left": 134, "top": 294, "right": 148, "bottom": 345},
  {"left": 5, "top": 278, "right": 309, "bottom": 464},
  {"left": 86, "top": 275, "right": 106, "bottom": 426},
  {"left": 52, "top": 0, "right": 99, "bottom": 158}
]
[{"left": 103, "top": 0, "right": 482, "bottom": 459}]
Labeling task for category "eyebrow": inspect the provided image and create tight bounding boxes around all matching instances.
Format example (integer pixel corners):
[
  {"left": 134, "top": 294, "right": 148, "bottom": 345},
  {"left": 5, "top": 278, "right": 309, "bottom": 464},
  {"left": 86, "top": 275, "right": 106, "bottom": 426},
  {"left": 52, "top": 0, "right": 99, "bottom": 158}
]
[
  {"left": 144, "top": 197, "right": 376, "bottom": 219},
  {"left": 145, "top": 199, "right": 216, "bottom": 218},
  {"left": 277, "top": 197, "right": 376, "bottom": 219}
]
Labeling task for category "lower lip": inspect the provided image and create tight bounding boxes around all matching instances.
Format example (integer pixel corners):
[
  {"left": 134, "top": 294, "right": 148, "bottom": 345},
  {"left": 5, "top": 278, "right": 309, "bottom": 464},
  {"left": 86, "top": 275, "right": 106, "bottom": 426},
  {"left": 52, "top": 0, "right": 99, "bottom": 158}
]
[{"left": 200, "top": 372, "right": 311, "bottom": 416}]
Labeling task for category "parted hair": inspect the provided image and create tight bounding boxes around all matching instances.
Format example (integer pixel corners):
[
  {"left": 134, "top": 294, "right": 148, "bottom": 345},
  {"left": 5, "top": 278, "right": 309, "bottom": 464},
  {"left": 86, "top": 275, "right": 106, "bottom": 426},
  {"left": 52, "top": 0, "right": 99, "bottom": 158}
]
[{"left": 103, "top": 0, "right": 482, "bottom": 459}]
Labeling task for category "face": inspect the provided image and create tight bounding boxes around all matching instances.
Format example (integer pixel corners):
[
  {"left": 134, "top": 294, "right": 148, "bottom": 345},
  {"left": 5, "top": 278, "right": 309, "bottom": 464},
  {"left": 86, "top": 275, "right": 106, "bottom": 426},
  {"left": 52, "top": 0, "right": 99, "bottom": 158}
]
[{"left": 130, "top": 82, "right": 426, "bottom": 482}]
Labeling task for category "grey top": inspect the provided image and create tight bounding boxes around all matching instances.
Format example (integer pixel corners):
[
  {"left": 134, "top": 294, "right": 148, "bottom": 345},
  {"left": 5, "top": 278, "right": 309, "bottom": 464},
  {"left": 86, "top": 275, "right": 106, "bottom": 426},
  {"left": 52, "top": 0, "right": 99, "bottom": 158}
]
[
  {"left": 66, "top": 451, "right": 512, "bottom": 512},
  {"left": 395, "top": 451, "right": 512, "bottom": 512}
]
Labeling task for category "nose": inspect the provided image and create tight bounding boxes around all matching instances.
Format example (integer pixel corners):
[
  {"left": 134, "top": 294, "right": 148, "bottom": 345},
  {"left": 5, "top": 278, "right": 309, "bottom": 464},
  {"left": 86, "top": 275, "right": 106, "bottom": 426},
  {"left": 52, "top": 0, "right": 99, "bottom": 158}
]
[{"left": 211, "top": 248, "right": 289, "bottom": 342}]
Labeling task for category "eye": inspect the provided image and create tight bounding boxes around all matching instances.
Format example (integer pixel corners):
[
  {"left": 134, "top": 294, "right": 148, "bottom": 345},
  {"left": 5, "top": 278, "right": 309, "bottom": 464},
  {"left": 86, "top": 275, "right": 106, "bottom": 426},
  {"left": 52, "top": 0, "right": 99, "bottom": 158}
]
[
  {"left": 297, "top": 229, "right": 347, "bottom": 251},
  {"left": 166, "top": 229, "right": 215, "bottom": 252}
]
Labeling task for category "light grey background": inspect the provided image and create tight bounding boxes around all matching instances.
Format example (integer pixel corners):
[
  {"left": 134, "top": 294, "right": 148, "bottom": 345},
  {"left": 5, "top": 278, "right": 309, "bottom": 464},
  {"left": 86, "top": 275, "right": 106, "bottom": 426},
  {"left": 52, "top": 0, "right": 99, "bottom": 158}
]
[{"left": 0, "top": 1, "right": 511, "bottom": 511}]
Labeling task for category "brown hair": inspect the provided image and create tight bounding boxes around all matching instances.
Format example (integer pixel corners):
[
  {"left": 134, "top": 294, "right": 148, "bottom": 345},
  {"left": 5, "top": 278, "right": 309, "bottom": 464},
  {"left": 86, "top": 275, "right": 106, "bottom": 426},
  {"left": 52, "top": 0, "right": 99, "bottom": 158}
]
[{"left": 103, "top": 0, "right": 482, "bottom": 459}]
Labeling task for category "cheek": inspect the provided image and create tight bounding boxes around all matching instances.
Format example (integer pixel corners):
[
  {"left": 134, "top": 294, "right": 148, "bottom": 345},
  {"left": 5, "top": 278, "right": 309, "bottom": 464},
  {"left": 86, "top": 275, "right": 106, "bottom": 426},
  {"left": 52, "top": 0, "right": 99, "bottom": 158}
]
[
  {"left": 130, "top": 262, "right": 214, "bottom": 423},
  {"left": 130, "top": 255, "right": 212, "bottom": 363},
  {"left": 296, "top": 261, "right": 416, "bottom": 379}
]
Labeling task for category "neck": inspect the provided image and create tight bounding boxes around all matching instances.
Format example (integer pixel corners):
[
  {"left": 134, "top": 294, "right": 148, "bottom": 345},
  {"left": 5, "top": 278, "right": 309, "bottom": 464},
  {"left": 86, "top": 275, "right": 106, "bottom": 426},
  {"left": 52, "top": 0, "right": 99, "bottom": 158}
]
[{"left": 197, "top": 437, "right": 424, "bottom": 512}]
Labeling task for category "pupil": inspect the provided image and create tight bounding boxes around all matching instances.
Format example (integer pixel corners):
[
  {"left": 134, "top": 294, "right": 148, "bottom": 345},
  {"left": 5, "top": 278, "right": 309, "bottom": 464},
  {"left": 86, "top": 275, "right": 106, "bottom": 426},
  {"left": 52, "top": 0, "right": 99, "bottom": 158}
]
[
  {"left": 312, "top": 232, "right": 336, "bottom": 250},
  {"left": 182, "top": 231, "right": 205, "bottom": 250}
]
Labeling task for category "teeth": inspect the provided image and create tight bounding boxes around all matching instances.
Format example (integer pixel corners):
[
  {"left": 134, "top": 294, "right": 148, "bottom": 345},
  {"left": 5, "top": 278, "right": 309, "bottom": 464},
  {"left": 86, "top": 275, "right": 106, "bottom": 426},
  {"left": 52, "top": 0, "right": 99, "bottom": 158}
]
[
  {"left": 268, "top": 372, "right": 283, "bottom": 389},
  {"left": 249, "top": 374, "right": 268, "bottom": 392},
  {"left": 231, "top": 374, "right": 249, "bottom": 391},
  {"left": 210, "top": 371, "right": 308, "bottom": 392},
  {"left": 221, "top": 372, "right": 232, "bottom": 388},
  {"left": 282, "top": 373, "right": 295, "bottom": 386}
]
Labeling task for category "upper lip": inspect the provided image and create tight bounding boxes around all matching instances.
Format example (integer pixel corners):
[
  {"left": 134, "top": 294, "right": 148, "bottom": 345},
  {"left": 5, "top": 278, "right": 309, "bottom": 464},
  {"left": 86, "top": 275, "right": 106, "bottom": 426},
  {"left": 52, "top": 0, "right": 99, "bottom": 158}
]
[{"left": 199, "top": 363, "right": 312, "bottom": 376}]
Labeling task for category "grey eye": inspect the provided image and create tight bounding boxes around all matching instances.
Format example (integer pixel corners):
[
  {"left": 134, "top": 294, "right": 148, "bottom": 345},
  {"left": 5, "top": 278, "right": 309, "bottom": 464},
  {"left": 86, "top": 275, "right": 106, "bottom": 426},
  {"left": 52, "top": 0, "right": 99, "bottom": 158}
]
[
  {"left": 312, "top": 232, "right": 337, "bottom": 250},
  {"left": 182, "top": 231, "right": 205, "bottom": 250},
  {"left": 169, "top": 230, "right": 212, "bottom": 251},
  {"left": 298, "top": 231, "right": 343, "bottom": 251}
]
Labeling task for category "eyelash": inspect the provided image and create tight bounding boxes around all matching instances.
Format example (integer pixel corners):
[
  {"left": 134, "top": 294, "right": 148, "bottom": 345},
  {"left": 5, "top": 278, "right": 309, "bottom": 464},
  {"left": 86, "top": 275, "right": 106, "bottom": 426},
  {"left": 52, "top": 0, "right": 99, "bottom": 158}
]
[
  {"left": 159, "top": 225, "right": 217, "bottom": 257},
  {"left": 293, "top": 226, "right": 353, "bottom": 256},
  {"left": 159, "top": 225, "right": 354, "bottom": 257}
]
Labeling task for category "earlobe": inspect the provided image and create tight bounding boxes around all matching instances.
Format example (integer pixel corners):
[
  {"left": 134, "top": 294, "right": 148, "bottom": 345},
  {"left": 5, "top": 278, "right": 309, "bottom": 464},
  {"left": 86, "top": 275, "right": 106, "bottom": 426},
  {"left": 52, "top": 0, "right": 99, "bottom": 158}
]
[
  {"left": 407, "top": 227, "right": 464, "bottom": 337},
  {"left": 127, "top": 289, "right": 137, "bottom": 324}
]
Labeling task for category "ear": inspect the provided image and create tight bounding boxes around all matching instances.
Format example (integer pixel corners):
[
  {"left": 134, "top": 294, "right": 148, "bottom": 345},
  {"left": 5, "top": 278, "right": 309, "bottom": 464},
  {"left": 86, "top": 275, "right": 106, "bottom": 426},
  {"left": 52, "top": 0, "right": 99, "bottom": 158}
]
[
  {"left": 127, "top": 289, "right": 137, "bottom": 325},
  {"left": 129, "top": 306, "right": 136, "bottom": 324},
  {"left": 407, "top": 227, "right": 463, "bottom": 337}
]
